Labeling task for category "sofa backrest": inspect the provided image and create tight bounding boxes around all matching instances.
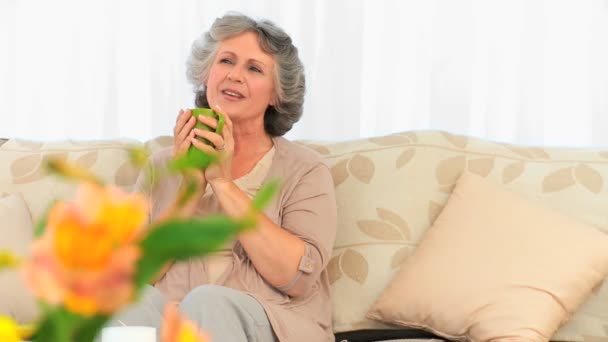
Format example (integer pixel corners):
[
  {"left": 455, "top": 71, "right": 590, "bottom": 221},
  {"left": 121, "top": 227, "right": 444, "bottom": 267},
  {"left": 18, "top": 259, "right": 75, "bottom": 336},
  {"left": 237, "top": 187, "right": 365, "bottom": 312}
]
[
  {"left": 0, "top": 137, "right": 173, "bottom": 221},
  {"left": 299, "top": 130, "right": 608, "bottom": 340},
  {"left": 1, "top": 131, "right": 608, "bottom": 340}
]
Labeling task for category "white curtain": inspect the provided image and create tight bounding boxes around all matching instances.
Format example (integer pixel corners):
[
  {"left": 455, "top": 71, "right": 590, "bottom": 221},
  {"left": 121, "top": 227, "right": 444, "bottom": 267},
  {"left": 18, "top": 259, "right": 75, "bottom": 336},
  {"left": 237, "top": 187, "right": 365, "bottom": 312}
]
[{"left": 1, "top": 0, "right": 607, "bottom": 146}]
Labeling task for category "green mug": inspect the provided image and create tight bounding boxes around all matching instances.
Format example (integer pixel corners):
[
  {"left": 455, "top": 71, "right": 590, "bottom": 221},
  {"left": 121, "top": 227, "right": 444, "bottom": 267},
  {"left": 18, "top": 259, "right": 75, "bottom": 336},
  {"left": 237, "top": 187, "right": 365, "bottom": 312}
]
[
  {"left": 189, "top": 108, "right": 225, "bottom": 146},
  {"left": 186, "top": 108, "right": 225, "bottom": 168}
]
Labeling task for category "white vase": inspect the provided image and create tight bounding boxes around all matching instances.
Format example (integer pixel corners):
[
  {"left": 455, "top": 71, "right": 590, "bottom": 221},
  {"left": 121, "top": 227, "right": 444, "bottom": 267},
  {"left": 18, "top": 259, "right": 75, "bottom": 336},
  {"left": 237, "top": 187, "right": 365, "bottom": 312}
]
[{"left": 101, "top": 326, "right": 156, "bottom": 342}]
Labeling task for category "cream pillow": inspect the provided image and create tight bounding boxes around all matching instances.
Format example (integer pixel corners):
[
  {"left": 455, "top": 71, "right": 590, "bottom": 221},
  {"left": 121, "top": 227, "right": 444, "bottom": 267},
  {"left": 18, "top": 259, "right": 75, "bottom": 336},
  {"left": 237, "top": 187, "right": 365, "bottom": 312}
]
[
  {"left": 367, "top": 172, "right": 608, "bottom": 341},
  {"left": 0, "top": 193, "right": 39, "bottom": 323}
]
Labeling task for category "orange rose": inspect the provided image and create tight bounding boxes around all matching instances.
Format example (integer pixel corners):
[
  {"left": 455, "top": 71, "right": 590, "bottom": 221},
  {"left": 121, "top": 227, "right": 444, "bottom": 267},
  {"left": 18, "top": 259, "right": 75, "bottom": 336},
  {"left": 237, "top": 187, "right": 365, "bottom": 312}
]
[
  {"left": 161, "top": 305, "right": 210, "bottom": 342},
  {"left": 25, "top": 183, "right": 148, "bottom": 316}
]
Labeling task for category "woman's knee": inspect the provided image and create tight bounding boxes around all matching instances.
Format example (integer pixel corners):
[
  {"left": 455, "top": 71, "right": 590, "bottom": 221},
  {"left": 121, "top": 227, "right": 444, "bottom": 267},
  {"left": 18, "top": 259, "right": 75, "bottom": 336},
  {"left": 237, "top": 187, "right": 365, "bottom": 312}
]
[
  {"left": 181, "top": 285, "right": 241, "bottom": 309},
  {"left": 107, "top": 285, "right": 167, "bottom": 329},
  {"left": 179, "top": 285, "right": 277, "bottom": 341},
  {"left": 137, "top": 285, "right": 168, "bottom": 310}
]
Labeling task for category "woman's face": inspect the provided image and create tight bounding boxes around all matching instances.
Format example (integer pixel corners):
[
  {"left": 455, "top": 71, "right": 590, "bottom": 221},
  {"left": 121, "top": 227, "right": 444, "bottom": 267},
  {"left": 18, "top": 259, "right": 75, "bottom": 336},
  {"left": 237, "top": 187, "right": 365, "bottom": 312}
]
[{"left": 205, "top": 31, "right": 277, "bottom": 124}]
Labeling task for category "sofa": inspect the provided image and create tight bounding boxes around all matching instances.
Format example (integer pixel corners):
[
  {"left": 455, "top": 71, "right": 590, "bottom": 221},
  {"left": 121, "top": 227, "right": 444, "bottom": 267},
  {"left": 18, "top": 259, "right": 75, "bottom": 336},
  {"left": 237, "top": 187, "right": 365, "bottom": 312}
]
[{"left": 1, "top": 130, "right": 608, "bottom": 341}]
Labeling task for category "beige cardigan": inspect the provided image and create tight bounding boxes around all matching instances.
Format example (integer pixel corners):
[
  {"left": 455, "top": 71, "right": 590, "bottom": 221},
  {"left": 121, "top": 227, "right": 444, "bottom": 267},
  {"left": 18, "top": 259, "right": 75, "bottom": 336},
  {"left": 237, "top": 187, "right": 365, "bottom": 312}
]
[{"left": 135, "top": 136, "right": 338, "bottom": 342}]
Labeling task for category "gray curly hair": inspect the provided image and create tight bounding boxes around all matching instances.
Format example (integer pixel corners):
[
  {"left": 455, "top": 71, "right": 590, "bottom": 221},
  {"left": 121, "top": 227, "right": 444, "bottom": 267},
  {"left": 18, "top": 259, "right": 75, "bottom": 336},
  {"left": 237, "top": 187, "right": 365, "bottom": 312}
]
[{"left": 186, "top": 13, "right": 305, "bottom": 136}]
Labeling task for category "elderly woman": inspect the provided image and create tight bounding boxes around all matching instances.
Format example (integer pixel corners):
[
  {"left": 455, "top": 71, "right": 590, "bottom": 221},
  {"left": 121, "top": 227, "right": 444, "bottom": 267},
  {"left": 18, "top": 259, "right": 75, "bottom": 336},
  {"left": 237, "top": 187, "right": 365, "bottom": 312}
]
[{"left": 118, "top": 12, "right": 337, "bottom": 342}]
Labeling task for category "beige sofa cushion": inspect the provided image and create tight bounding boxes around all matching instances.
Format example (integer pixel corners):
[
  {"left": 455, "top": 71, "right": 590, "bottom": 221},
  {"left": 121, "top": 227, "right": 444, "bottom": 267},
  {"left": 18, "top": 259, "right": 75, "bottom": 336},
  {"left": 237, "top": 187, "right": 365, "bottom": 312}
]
[
  {"left": 0, "top": 137, "right": 172, "bottom": 222},
  {"left": 0, "top": 193, "right": 38, "bottom": 323},
  {"left": 307, "top": 131, "right": 608, "bottom": 341},
  {"left": 366, "top": 172, "right": 608, "bottom": 341}
]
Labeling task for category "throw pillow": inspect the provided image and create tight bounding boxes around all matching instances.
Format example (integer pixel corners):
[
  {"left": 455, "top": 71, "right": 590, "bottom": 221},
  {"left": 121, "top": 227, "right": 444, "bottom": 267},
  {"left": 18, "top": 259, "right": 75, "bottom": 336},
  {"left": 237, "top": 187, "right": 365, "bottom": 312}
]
[
  {"left": 0, "top": 193, "right": 39, "bottom": 323},
  {"left": 366, "top": 172, "right": 608, "bottom": 341}
]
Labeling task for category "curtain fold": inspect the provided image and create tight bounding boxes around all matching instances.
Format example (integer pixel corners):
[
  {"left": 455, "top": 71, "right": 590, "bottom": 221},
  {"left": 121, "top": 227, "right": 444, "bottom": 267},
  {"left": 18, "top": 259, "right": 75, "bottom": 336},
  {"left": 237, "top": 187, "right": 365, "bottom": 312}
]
[{"left": 1, "top": 0, "right": 607, "bottom": 146}]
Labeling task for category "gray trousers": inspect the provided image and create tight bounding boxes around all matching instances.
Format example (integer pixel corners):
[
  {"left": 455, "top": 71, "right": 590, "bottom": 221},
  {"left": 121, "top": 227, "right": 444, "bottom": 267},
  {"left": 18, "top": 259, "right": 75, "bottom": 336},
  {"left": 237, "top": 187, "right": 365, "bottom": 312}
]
[{"left": 108, "top": 285, "right": 277, "bottom": 342}]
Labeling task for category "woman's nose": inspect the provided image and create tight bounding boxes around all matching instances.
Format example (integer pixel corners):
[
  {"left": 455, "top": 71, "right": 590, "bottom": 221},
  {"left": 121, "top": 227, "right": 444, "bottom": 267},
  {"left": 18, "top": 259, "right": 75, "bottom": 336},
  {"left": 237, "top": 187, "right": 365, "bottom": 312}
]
[{"left": 226, "top": 68, "right": 244, "bottom": 82}]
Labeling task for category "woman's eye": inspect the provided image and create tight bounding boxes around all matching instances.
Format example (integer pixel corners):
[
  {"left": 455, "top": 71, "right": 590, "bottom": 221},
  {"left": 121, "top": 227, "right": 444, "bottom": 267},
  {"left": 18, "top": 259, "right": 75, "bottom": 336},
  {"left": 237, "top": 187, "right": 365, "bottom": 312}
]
[
  {"left": 249, "top": 66, "right": 262, "bottom": 73},
  {"left": 219, "top": 58, "right": 232, "bottom": 64}
]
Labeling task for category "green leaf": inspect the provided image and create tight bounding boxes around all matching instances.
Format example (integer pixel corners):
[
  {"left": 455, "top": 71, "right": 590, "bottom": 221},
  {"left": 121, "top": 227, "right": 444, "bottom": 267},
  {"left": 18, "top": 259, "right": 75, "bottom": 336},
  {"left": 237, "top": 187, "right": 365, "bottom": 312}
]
[
  {"left": 35, "top": 200, "right": 56, "bottom": 237},
  {"left": 176, "top": 176, "right": 200, "bottom": 207},
  {"left": 73, "top": 314, "right": 110, "bottom": 342},
  {"left": 34, "top": 308, "right": 76, "bottom": 342},
  {"left": 133, "top": 216, "right": 251, "bottom": 287},
  {"left": 32, "top": 315, "right": 55, "bottom": 342},
  {"left": 168, "top": 149, "right": 218, "bottom": 172},
  {"left": 252, "top": 179, "right": 280, "bottom": 211},
  {"left": 143, "top": 216, "right": 247, "bottom": 257},
  {"left": 34, "top": 307, "right": 109, "bottom": 342}
]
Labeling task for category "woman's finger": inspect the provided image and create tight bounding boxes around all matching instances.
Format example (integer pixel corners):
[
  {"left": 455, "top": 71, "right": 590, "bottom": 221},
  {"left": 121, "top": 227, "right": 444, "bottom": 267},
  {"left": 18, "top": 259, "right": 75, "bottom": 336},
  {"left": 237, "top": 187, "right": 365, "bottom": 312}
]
[
  {"left": 197, "top": 114, "right": 218, "bottom": 130},
  {"left": 175, "top": 129, "right": 195, "bottom": 156},
  {"left": 190, "top": 136, "right": 219, "bottom": 156},
  {"left": 210, "top": 104, "right": 232, "bottom": 141},
  {"left": 173, "top": 109, "right": 190, "bottom": 134},
  {"left": 176, "top": 115, "right": 196, "bottom": 143},
  {"left": 174, "top": 110, "right": 193, "bottom": 142},
  {"left": 173, "top": 108, "right": 184, "bottom": 127},
  {"left": 193, "top": 129, "right": 223, "bottom": 149}
]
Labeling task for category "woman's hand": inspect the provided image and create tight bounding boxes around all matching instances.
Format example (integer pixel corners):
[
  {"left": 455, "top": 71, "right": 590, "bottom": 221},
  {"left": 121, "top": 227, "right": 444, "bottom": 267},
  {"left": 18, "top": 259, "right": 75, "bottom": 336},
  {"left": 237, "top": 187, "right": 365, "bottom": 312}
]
[
  {"left": 191, "top": 106, "right": 235, "bottom": 186},
  {"left": 171, "top": 109, "right": 206, "bottom": 218},
  {"left": 173, "top": 109, "right": 197, "bottom": 158}
]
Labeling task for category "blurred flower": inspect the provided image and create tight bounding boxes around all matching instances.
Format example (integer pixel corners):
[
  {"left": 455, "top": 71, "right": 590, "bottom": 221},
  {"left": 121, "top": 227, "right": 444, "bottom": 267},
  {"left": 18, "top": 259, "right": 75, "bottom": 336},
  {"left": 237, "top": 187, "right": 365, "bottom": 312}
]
[
  {"left": 0, "top": 316, "right": 20, "bottom": 342},
  {"left": 19, "top": 153, "right": 262, "bottom": 342},
  {"left": 0, "top": 251, "right": 20, "bottom": 269},
  {"left": 24, "top": 183, "right": 148, "bottom": 316},
  {"left": 161, "top": 305, "right": 210, "bottom": 342},
  {"left": 127, "top": 147, "right": 150, "bottom": 168},
  {"left": 45, "top": 159, "right": 103, "bottom": 186},
  {"left": 16, "top": 323, "right": 36, "bottom": 341}
]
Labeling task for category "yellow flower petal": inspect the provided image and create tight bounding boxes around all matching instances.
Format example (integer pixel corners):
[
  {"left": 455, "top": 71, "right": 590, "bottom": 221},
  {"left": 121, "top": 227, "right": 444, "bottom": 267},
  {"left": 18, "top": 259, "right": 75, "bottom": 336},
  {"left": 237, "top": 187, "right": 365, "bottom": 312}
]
[
  {"left": 17, "top": 323, "right": 36, "bottom": 340},
  {"left": 0, "top": 316, "right": 21, "bottom": 342},
  {"left": 176, "top": 323, "right": 202, "bottom": 342}
]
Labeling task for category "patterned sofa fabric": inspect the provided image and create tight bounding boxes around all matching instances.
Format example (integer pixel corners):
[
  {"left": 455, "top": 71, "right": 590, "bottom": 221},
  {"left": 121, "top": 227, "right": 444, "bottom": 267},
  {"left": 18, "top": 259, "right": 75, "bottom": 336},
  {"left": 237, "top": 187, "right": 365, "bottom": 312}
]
[
  {"left": 0, "top": 137, "right": 173, "bottom": 221},
  {"left": 298, "top": 131, "right": 608, "bottom": 341},
  {"left": 1, "top": 131, "right": 608, "bottom": 341}
]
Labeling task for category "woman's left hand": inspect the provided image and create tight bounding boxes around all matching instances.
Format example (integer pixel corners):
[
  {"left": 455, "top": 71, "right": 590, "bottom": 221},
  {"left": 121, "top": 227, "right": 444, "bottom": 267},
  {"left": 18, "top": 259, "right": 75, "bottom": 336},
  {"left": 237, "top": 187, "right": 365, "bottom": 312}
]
[{"left": 190, "top": 106, "right": 234, "bottom": 186}]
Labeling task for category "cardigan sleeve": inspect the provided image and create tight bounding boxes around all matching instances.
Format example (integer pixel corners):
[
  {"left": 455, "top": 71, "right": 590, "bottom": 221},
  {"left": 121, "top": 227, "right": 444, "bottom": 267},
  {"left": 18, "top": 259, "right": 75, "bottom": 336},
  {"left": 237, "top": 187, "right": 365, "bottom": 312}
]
[{"left": 275, "top": 162, "right": 337, "bottom": 297}]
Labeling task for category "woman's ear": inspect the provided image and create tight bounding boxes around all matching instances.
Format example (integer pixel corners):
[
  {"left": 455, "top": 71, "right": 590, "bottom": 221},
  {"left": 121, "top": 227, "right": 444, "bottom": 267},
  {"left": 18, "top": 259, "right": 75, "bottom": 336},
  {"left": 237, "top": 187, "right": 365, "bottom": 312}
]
[{"left": 270, "top": 94, "right": 278, "bottom": 107}]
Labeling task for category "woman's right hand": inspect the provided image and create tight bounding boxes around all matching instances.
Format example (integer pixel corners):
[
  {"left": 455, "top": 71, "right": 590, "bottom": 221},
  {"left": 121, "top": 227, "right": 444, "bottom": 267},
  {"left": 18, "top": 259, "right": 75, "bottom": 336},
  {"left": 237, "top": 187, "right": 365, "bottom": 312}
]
[
  {"left": 173, "top": 109, "right": 197, "bottom": 158},
  {"left": 171, "top": 109, "right": 206, "bottom": 218}
]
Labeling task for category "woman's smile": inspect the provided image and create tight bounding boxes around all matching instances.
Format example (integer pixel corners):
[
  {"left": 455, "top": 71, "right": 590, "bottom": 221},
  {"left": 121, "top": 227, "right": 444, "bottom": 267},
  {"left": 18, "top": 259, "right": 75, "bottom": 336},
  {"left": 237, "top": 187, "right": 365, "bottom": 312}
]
[{"left": 220, "top": 87, "right": 246, "bottom": 101}]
